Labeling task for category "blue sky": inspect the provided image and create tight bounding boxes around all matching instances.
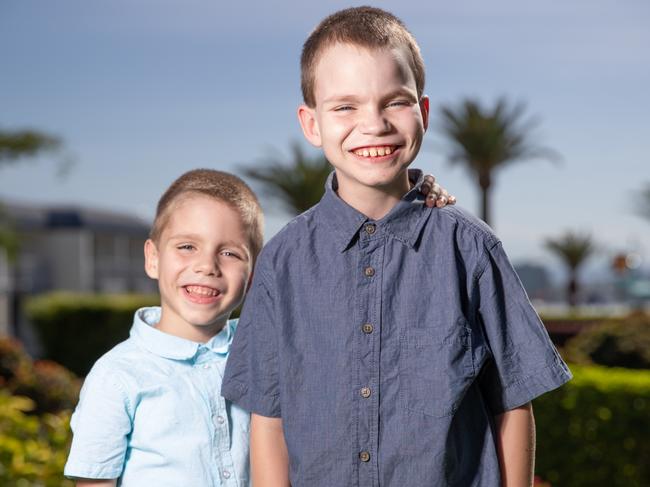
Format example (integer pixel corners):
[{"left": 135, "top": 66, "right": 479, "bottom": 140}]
[{"left": 1, "top": 0, "right": 649, "bottom": 277}]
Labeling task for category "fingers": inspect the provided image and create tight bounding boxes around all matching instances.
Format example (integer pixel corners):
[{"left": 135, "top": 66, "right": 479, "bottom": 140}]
[
  {"left": 425, "top": 182, "right": 441, "bottom": 208},
  {"left": 421, "top": 174, "right": 436, "bottom": 196},
  {"left": 420, "top": 174, "right": 456, "bottom": 208}
]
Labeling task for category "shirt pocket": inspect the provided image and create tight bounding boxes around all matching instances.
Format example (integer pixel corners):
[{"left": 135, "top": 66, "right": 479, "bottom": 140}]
[{"left": 399, "top": 319, "right": 475, "bottom": 418}]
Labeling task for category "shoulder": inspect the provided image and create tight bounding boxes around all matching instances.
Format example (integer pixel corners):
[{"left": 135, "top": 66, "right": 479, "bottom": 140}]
[
  {"left": 254, "top": 205, "right": 321, "bottom": 277},
  {"left": 84, "top": 338, "right": 150, "bottom": 395},
  {"left": 431, "top": 205, "right": 500, "bottom": 248},
  {"left": 420, "top": 205, "right": 503, "bottom": 280}
]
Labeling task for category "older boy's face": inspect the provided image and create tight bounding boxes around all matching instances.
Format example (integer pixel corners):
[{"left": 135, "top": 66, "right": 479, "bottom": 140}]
[
  {"left": 144, "top": 195, "right": 252, "bottom": 342},
  {"left": 299, "top": 43, "right": 429, "bottom": 197}
]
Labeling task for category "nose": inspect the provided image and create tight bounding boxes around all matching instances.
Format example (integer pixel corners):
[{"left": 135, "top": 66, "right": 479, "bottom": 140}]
[
  {"left": 193, "top": 253, "right": 221, "bottom": 276},
  {"left": 359, "top": 107, "right": 391, "bottom": 135}
]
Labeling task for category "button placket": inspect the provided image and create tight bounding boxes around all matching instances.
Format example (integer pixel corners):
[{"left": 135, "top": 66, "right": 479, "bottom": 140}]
[{"left": 355, "top": 236, "right": 383, "bottom": 484}]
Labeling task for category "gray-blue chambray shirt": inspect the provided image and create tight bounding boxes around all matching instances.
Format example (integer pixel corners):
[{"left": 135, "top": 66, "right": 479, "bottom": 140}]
[{"left": 222, "top": 170, "right": 571, "bottom": 487}]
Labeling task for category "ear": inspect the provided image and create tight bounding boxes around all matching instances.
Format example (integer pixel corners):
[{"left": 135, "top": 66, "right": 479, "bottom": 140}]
[
  {"left": 144, "top": 239, "right": 160, "bottom": 280},
  {"left": 419, "top": 95, "right": 430, "bottom": 132},
  {"left": 297, "top": 104, "right": 322, "bottom": 147}
]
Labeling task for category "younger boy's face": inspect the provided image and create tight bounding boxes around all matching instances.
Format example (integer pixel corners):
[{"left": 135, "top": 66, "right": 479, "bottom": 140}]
[
  {"left": 298, "top": 42, "right": 429, "bottom": 197},
  {"left": 144, "top": 194, "right": 252, "bottom": 342}
]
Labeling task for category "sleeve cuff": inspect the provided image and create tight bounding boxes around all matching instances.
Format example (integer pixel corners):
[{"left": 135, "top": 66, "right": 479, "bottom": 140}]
[
  {"left": 492, "top": 360, "right": 573, "bottom": 414},
  {"left": 221, "top": 378, "right": 282, "bottom": 418},
  {"left": 64, "top": 460, "right": 122, "bottom": 480}
]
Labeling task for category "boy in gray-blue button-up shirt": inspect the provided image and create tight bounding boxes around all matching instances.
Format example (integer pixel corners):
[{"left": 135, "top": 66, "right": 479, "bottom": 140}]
[{"left": 222, "top": 7, "right": 571, "bottom": 487}]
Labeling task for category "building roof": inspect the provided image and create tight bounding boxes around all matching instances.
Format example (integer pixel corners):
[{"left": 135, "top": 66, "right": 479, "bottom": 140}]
[{"left": 1, "top": 201, "right": 151, "bottom": 236}]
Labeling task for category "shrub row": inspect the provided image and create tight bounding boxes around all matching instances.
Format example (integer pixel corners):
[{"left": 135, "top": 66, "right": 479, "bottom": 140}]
[
  {"left": 0, "top": 391, "right": 73, "bottom": 486},
  {"left": 0, "top": 338, "right": 80, "bottom": 415},
  {"left": 534, "top": 365, "right": 650, "bottom": 487},
  {"left": 26, "top": 293, "right": 158, "bottom": 376}
]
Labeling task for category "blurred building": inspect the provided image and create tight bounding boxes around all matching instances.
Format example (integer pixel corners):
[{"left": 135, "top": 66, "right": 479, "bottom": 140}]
[{"left": 0, "top": 201, "right": 155, "bottom": 337}]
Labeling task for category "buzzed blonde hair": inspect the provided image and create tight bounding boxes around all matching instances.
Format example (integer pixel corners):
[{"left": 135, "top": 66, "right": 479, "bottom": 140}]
[
  {"left": 150, "top": 169, "right": 264, "bottom": 261},
  {"left": 300, "top": 6, "right": 425, "bottom": 108}
]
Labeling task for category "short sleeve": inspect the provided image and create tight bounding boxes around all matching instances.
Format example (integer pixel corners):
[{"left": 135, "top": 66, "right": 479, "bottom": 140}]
[
  {"left": 475, "top": 242, "right": 572, "bottom": 414},
  {"left": 222, "top": 268, "right": 281, "bottom": 417},
  {"left": 64, "top": 361, "right": 133, "bottom": 479}
]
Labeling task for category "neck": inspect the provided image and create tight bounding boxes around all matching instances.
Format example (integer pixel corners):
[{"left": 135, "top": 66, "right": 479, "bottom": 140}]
[
  {"left": 336, "top": 171, "right": 411, "bottom": 220},
  {"left": 155, "top": 311, "right": 227, "bottom": 344}
]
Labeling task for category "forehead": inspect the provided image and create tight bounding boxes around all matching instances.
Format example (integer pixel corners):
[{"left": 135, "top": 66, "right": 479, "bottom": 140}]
[
  {"left": 162, "top": 193, "right": 246, "bottom": 237},
  {"left": 312, "top": 42, "right": 416, "bottom": 101}
]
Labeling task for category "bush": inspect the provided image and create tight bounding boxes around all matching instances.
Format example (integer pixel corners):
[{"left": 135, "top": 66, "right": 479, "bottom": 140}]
[
  {"left": 0, "top": 338, "right": 33, "bottom": 386},
  {"left": 534, "top": 365, "right": 650, "bottom": 487},
  {"left": 0, "top": 391, "right": 73, "bottom": 487},
  {"left": 26, "top": 292, "right": 158, "bottom": 376},
  {"left": 562, "top": 313, "right": 650, "bottom": 369},
  {"left": 0, "top": 338, "right": 80, "bottom": 415}
]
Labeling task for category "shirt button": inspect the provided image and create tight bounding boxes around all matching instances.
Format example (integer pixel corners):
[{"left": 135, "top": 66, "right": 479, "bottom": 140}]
[
  {"left": 360, "top": 387, "right": 371, "bottom": 398},
  {"left": 364, "top": 266, "right": 375, "bottom": 277},
  {"left": 359, "top": 451, "right": 371, "bottom": 462},
  {"left": 362, "top": 323, "right": 374, "bottom": 334},
  {"left": 222, "top": 469, "right": 231, "bottom": 479},
  {"left": 203, "top": 364, "right": 210, "bottom": 369},
  {"left": 364, "top": 223, "right": 376, "bottom": 235},
  {"left": 216, "top": 415, "right": 225, "bottom": 424}
]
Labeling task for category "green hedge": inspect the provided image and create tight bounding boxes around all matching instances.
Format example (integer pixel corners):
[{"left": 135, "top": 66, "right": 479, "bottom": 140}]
[
  {"left": 26, "top": 293, "right": 158, "bottom": 376},
  {"left": 534, "top": 365, "right": 650, "bottom": 487},
  {"left": 0, "top": 391, "right": 73, "bottom": 487},
  {"left": 562, "top": 313, "right": 650, "bottom": 369}
]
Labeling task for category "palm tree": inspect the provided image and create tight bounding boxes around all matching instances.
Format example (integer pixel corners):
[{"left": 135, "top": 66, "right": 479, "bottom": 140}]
[
  {"left": 545, "top": 231, "right": 595, "bottom": 308},
  {"left": 438, "top": 97, "right": 559, "bottom": 226},
  {"left": 0, "top": 129, "right": 61, "bottom": 168},
  {"left": 0, "top": 128, "right": 62, "bottom": 336},
  {"left": 242, "top": 142, "right": 332, "bottom": 215}
]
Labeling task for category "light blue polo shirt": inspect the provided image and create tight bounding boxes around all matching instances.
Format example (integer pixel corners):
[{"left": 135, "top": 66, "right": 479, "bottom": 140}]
[{"left": 65, "top": 307, "right": 250, "bottom": 486}]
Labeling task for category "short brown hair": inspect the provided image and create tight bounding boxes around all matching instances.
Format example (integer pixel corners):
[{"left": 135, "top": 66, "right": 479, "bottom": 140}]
[
  {"left": 301, "top": 6, "right": 425, "bottom": 108},
  {"left": 150, "top": 169, "right": 264, "bottom": 260}
]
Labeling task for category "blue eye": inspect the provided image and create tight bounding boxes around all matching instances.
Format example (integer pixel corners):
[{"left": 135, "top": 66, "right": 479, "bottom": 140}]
[{"left": 221, "top": 251, "right": 240, "bottom": 259}]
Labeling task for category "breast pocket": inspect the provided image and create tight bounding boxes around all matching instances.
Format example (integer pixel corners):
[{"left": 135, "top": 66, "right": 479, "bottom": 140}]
[{"left": 399, "top": 320, "right": 475, "bottom": 418}]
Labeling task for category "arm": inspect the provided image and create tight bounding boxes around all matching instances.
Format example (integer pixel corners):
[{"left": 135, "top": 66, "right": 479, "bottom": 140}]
[
  {"left": 251, "top": 413, "right": 290, "bottom": 487},
  {"left": 494, "top": 402, "right": 535, "bottom": 487},
  {"left": 76, "top": 481, "right": 117, "bottom": 487}
]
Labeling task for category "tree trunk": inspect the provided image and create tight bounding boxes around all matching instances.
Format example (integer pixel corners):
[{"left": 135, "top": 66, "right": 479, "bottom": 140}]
[
  {"left": 478, "top": 170, "right": 492, "bottom": 227},
  {"left": 567, "top": 270, "right": 578, "bottom": 308}
]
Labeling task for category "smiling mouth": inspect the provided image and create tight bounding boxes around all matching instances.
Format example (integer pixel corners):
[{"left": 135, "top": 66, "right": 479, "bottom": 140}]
[
  {"left": 183, "top": 285, "right": 221, "bottom": 298},
  {"left": 351, "top": 145, "right": 399, "bottom": 158}
]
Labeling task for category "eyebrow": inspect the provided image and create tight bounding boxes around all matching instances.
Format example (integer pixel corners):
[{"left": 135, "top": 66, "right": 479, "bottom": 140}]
[
  {"left": 380, "top": 88, "right": 418, "bottom": 103},
  {"left": 322, "top": 94, "right": 360, "bottom": 105},
  {"left": 168, "top": 234, "right": 248, "bottom": 249}
]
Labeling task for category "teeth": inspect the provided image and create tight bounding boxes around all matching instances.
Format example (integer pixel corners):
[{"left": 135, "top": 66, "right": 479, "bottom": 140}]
[
  {"left": 354, "top": 146, "right": 395, "bottom": 158},
  {"left": 186, "top": 285, "right": 218, "bottom": 297}
]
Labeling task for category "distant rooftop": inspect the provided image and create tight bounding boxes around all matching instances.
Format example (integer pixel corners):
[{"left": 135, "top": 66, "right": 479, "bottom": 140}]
[{"left": 1, "top": 201, "right": 151, "bottom": 236}]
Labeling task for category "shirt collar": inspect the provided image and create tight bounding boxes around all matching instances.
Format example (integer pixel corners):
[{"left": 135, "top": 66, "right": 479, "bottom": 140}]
[
  {"left": 317, "top": 169, "right": 433, "bottom": 252},
  {"left": 130, "top": 306, "right": 235, "bottom": 360}
]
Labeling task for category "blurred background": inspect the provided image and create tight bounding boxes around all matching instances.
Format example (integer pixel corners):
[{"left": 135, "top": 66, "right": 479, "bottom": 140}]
[{"left": 1, "top": 1, "right": 649, "bottom": 486}]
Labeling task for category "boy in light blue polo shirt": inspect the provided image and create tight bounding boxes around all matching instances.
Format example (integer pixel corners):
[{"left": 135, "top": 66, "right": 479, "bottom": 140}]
[
  {"left": 64, "top": 169, "right": 263, "bottom": 486},
  {"left": 64, "top": 168, "right": 450, "bottom": 486}
]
